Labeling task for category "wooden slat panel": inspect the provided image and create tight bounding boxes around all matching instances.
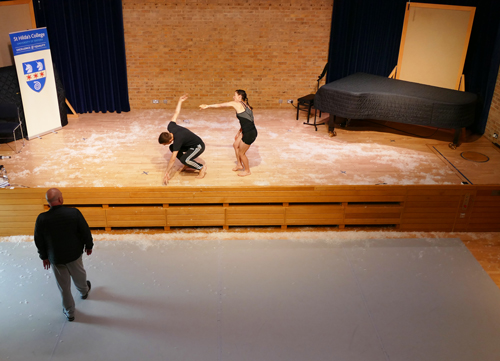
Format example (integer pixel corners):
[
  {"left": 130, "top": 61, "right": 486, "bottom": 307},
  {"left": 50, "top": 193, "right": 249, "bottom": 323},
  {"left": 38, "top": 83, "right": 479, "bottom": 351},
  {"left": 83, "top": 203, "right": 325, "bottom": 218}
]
[
  {"left": 469, "top": 214, "right": 500, "bottom": 222},
  {"left": 85, "top": 220, "right": 107, "bottom": 228},
  {"left": 475, "top": 189, "right": 500, "bottom": 197},
  {"left": 227, "top": 206, "right": 284, "bottom": 214},
  {"left": 402, "top": 212, "right": 457, "bottom": 220},
  {"left": 404, "top": 201, "right": 461, "bottom": 208},
  {"left": 77, "top": 207, "right": 106, "bottom": 214},
  {"left": 0, "top": 205, "right": 45, "bottom": 211},
  {"left": 228, "top": 214, "right": 284, "bottom": 221},
  {"left": 0, "top": 221, "right": 35, "bottom": 228},
  {"left": 399, "top": 224, "right": 455, "bottom": 231},
  {"left": 285, "top": 214, "right": 344, "bottom": 221},
  {"left": 105, "top": 206, "right": 166, "bottom": 227},
  {"left": 106, "top": 207, "right": 165, "bottom": 216},
  {"left": 286, "top": 218, "right": 342, "bottom": 225},
  {"left": 406, "top": 195, "right": 463, "bottom": 202},
  {"left": 471, "top": 201, "right": 500, "bottom": 208},
  {"left": 0, "top": 227, "right": 36, "bottom": 236},
  {"left": 166, "top": 214, "right": 225, "bottom": 222},
  {"left": 0, "top": 216, "right": 39, "bottom": 223},
  {"left": 226, "top": 219, "right": 284, "bottom": 226},
  {"left": 345, "top": 213, "right": 402, "bottom": 220},
  {"left": 401, "top": 207, "right": 457, "bottom": 214},
  {"left": 106, "top": 220, "right": 166, "bottom": 227},
  {"left": 345, "top": 205, "right": 403, "bottom": 210},
  {"left": 466, "top": 224, "right": 500, "bottom": 231},
  {"left": 471, "top": 206, "right": 500, "bottom": 212},
  {"left": 166, "top": 207, "right": 225, "bottom": 215},
  {"left": 285, "top": 205, "right": 343, "bottom": 225},
  {"left": 167, "top": 219, "right": 224, "bottom": 226},
  {"left": 314, "top": 186, "right": 406, "bottom": 192},
  {"left": 400, "top": 218, "right": 456, "bottom": 225},
  {"left": 131, "top": 188, "right": 408, "bottom": 198},
  {"left": 227, "top": 206, "right": 284, "bottom": 226},
  {"left": 0, "top": 193, "right": 49, "bottom": 200},
  {"left": 0, "top": 198, "right": 45, "bottom": 205},
  {"left": 60, "top": 195, "right": 407, "bottom": 205},
  {"left": 0, "top": 207, "right": 41, "bottom": 214},
  {"left": 344, "top": 218, "right": 401, "bottom": 225},
  {"left": 406, "top": 189, "right": 471, "bottom": 196},
  {"left": 285, "top": 205, "right": 343, "bottom": 213},
  {"left": 167, "top": 220, "right": 225, "bottom": 227},
  {"left": 166, "top": 206, "right": 225, "bottom": 226},
  {"left": 107, "top": 215, "right": 165, "bottom": 221}
]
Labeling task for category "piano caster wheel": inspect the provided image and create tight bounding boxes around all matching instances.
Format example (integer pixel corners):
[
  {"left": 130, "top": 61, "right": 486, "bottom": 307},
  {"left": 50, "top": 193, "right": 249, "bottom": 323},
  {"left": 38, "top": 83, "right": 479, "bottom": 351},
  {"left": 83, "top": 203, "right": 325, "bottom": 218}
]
[
  {"left": 448, "top": 143, "right": 457, "bottom": 150},
  {"left": 329, "top": 130, "right": 337, "bottom": 137}
]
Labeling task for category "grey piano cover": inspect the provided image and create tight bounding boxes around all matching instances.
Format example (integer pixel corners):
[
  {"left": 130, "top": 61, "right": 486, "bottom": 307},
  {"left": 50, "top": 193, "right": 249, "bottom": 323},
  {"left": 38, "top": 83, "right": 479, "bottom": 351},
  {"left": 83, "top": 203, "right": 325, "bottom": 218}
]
[{"left": 314, "top": 73, "right": 477, "bottom": 129}]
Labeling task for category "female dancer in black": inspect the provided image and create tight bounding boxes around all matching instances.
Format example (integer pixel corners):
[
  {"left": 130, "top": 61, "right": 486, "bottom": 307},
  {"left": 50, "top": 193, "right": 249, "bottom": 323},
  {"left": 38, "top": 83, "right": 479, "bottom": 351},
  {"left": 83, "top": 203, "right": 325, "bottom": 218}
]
[{"left": 200, "top": 90, "right": 257, "bottom": 177}]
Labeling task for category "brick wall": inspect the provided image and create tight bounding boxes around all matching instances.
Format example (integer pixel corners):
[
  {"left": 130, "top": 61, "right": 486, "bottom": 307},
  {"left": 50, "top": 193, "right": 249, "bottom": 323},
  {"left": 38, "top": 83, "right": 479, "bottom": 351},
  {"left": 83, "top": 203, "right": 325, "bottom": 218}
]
[
  {"left": 485, "top": 68, "right": 500, "bottom": 142},
  {"left": 121, "top": 0, "right": 500, "bottom": 140},
  {"left": 122, "top": 0, "right": 333, "bottom": 109}
]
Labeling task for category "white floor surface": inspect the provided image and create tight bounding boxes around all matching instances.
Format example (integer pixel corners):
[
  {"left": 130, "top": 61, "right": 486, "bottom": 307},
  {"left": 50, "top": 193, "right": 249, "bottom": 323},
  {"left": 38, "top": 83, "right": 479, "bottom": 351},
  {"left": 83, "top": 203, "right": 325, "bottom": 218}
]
[{"left": 1, "top": 238, "right": 500, "bottom": 361}]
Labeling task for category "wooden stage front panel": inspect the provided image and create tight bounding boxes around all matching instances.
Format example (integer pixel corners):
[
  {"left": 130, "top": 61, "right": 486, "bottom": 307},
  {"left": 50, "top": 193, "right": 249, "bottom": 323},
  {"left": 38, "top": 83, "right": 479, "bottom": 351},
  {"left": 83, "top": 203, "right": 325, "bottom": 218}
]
[{"left": 1, "top": 185, "right": 499, "bottom": 236}]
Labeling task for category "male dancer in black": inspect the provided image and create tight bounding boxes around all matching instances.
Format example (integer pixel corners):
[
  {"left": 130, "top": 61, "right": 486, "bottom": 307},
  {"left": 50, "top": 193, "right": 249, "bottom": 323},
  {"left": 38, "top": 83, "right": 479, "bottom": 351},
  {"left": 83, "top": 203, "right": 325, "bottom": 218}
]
[{"left": 158, "top": 94, "right": 207, "bottom": 185}]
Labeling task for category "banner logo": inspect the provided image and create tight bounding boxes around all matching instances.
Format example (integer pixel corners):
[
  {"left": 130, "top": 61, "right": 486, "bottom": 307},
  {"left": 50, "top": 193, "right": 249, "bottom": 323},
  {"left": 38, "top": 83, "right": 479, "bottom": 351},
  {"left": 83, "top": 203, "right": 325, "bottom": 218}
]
[{"left": 23, "top": 59, "right": 46, "bottom": 93}]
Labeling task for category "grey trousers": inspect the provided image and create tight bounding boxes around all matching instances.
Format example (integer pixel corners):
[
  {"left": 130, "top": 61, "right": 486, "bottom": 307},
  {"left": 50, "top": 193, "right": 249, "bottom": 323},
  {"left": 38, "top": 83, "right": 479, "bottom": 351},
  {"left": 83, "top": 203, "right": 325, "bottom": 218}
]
[{"left": 52, "top": 255, "right": 89, "bottom": 317}]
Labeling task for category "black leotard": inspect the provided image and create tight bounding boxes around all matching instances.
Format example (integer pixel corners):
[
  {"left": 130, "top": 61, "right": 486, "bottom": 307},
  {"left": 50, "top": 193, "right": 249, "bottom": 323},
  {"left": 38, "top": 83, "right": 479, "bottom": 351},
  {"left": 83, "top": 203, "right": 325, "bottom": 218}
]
[{"left": 236, "top": 102, "right": 257, "bottom": 145}]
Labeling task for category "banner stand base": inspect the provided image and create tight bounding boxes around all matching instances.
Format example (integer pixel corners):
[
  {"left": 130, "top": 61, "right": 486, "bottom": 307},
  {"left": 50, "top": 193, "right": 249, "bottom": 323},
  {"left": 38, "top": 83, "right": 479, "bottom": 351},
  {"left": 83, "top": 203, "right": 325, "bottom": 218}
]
[{"left": 26, "top": 126, "right": 62, "bottom": 140}]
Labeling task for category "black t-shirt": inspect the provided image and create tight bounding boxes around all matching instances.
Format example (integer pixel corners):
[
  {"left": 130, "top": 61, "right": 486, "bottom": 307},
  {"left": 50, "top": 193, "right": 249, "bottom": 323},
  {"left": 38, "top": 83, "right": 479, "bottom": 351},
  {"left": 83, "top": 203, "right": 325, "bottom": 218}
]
[{"left": 167, "top": 121, "right": 203, "bottom": 152}]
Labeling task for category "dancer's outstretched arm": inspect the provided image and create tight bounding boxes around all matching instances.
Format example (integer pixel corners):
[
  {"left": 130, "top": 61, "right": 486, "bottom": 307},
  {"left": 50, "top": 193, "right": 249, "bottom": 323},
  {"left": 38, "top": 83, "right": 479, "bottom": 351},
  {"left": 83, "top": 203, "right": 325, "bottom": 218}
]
[
  {"left": 171, "top": 94, "right": 188, "bottom": 123},
  {"left": 163, "top": 150, "right": 179, "bottom": 185},
  {"left": 199, "top": 101, "right": 240, "bottom": 111}
]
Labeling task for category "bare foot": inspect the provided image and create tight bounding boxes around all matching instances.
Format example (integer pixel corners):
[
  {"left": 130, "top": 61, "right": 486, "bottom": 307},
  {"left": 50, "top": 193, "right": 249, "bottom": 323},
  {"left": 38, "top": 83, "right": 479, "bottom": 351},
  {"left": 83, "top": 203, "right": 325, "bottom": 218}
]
[
  {"left": 181, "top": 165, "right": 188, "bottom": 171},
  {"left": 232, "top": 166, "right": 244, "bottom": 171},
  {"left": 238, "top": 171, "right": 251, "bottom": 177},
  {"left": 196, "top": 165, "right": 207, "bottom": 179}
]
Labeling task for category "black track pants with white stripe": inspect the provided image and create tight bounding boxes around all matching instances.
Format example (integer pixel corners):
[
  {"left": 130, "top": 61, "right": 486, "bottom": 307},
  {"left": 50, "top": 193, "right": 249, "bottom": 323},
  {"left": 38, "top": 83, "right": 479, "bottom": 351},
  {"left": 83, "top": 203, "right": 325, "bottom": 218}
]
[{"left": 177, "top": 143, "right": 205, "bottom": 170}]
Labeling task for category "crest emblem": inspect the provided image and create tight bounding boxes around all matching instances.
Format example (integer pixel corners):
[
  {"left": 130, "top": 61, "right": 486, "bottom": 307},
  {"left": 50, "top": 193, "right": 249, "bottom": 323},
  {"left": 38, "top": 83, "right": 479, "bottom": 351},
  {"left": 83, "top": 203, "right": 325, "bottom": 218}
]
[{"left": 23, "top": 59, "right": 46, "bottom": 93}]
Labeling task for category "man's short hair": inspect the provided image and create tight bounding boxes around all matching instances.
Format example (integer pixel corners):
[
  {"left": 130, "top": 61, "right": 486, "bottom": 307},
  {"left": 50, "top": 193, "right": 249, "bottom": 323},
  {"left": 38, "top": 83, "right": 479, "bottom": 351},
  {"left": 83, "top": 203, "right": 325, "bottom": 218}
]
[{"left": 158, "top": 132, "right": 173, "bottom": 144}]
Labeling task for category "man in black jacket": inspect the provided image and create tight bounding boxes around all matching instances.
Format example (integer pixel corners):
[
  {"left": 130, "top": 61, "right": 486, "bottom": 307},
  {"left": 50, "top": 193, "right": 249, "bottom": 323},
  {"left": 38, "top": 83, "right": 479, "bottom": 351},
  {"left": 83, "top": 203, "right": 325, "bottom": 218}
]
[{"left": 34, "top": 188, "right": 93, "bottom": 322}]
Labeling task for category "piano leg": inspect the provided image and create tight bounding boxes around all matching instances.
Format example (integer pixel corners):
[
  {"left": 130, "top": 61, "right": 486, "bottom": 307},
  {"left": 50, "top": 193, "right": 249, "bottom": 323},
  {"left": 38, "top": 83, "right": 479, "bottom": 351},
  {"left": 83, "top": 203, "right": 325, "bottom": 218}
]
[
  {"left": 449, "top": 128, "right": 463, "bottom": 149},
  {"left": 328, "top": 114, "right": 337, "bottom": 137}
]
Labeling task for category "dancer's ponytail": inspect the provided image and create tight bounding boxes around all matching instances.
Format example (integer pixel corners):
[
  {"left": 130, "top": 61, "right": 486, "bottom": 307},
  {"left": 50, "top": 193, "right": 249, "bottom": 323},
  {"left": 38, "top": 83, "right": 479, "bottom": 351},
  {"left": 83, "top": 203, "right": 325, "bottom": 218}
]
[{"left": 236, "top": 89, "right": 253, "bottom": 109}]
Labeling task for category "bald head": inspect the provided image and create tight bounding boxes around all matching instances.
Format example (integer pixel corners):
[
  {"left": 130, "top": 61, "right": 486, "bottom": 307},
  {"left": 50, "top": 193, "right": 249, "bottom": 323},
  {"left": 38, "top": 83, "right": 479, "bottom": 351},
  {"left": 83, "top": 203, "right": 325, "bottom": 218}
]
[{"left": 46, "top": 188, "right": 63, "bottom": 207}]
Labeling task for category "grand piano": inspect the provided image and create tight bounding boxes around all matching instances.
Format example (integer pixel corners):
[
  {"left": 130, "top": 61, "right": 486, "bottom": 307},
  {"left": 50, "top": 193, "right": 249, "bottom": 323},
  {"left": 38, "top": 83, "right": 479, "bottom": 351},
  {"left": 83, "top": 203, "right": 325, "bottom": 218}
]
[{"left": 314, "top": 72, "right": 477, "bottom": 148}]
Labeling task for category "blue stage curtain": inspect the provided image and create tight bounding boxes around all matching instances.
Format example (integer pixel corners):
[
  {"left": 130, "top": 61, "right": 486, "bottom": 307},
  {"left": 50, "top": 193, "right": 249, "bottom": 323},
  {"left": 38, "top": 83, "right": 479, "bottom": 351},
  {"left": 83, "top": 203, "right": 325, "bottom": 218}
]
[
  {"left": 327, "top": 0, "right": 500, "bottom": 135},
  {"left": 33, "top": 0, "right": 130, "bottom": 113}
]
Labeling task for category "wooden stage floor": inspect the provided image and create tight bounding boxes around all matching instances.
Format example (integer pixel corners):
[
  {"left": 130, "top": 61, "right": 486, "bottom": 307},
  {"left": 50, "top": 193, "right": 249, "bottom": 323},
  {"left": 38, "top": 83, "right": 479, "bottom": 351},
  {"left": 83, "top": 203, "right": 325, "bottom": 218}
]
[{"left": 1, "top": 108, "right": 499, "bottom": 188}]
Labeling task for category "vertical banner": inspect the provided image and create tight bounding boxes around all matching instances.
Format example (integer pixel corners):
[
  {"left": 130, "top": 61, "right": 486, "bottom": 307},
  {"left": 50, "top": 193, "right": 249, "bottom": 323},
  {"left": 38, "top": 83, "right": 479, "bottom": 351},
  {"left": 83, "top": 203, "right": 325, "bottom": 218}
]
[{"left": 9, "top": 28, "right": 61, "bottom": 139}]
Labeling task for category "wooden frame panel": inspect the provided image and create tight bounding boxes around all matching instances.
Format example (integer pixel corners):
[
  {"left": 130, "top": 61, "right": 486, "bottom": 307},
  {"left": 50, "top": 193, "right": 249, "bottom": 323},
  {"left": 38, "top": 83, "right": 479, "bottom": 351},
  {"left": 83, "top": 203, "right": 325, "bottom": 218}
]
[
  {"left": 285, "top": 204, "right": 343, "bottom": 226},
  {"left": 166, "top": 206, "right": 225, "bottom": 227},
  {"left": 395, "top": 2, "right": 475, "bottom": 90},
  {"left": 1, "top": 185, "right": 499, "bottom": 235}
]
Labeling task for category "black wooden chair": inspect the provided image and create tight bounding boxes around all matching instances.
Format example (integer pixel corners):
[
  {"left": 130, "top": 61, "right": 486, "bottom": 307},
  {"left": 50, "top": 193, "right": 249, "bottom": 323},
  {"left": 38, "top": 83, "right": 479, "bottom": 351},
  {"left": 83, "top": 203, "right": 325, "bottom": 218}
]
[
  {"left": 296, "top": 63, "right": 328, "bottom": 131},
  {"left": 0, "top": 102, "right": 25, "bottom": 153}
]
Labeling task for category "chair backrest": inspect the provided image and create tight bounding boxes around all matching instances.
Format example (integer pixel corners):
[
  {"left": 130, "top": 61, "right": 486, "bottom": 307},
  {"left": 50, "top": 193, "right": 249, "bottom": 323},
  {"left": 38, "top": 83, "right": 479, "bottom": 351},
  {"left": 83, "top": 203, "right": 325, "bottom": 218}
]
[
  {"left": 316, "top": 63, "right": 328, "bottom": 92},
  {"left": 0, "top": 102, "right": 19, "bottom": 121}
]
